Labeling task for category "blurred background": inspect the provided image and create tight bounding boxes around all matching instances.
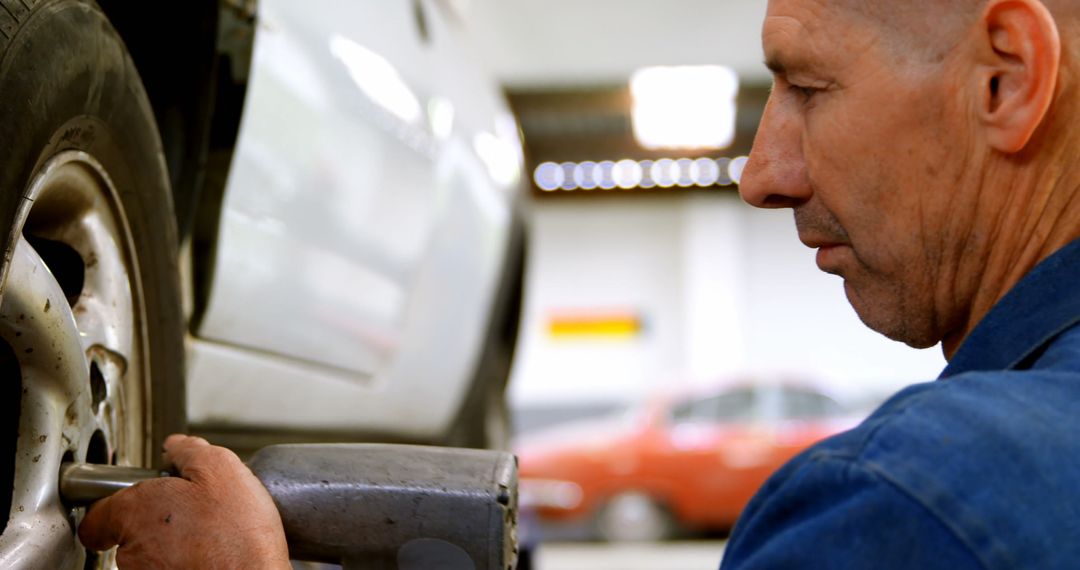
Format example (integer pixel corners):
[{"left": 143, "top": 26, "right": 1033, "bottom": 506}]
[{"left": 458, "top": 1, "right": 946, "bottom": 568}]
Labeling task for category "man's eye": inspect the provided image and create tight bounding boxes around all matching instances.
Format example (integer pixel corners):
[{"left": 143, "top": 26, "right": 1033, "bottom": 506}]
[{"left": 790, "top": 84, "right": 818, "bottom": 100}]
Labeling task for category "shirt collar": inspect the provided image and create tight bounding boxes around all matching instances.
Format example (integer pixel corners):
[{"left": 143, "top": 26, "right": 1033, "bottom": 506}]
[{"left": 940, "top": 237, "right": 1080, "bottom": 378}]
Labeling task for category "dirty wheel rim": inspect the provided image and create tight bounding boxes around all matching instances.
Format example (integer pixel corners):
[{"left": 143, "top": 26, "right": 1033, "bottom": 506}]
[{"left": 0, "top": 151, "right": 148, "bottom": 568}]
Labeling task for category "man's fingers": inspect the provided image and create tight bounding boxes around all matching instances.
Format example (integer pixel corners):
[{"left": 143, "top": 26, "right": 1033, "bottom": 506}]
[
  {"left": 79, "top": 488, "right": 131, "bottom": 552},
  {"left": 162, "top": 434, "right": 213, "bottom": 475},
  {"left": 163, "top": 433, "right": 205, "bottom": 451},
  {"left": 79, "top": 477, "right": 197, "bottom": 552},
  {"left": 163, "top": 434, "right": 245, "bottom": 483}
]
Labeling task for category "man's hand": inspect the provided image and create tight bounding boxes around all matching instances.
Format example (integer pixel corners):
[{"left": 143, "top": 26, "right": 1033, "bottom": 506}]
[{"left": 79, "top": 434, "right": 291, "bottom": 569}]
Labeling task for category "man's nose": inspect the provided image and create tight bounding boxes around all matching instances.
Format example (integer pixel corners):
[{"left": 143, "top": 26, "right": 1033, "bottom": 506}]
[{"left": 739, "top": 99, "right": 812, "bottom": 209}]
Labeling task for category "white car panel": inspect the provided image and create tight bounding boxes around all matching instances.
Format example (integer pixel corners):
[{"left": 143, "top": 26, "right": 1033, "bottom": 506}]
[
  {"left": 188, "top": 339, "right": 434, "bottom": 436},
  {"left": 188, "top": 0, "right": 521, "bottom": 437}
]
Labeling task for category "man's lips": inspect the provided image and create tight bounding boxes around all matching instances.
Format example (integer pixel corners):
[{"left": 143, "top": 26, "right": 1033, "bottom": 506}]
[
  {"left": 798, "top": 234, "right": 845, "bottom": 249},
  {"left": 799, "top": 236, "right": 850, "bottom": 273},
  {"left": 814, "top": 244, "right": 851, "bottom": 274}
]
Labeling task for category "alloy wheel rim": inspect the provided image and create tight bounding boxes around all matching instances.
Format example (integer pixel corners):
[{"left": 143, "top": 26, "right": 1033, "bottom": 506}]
[{"left": 0, "top": 151, "right": 149, "bottom": 568}]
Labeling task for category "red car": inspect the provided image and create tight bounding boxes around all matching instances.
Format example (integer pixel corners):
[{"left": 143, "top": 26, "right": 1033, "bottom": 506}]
[{"left": 515, "top": 382, "right": 861, "bottom": 541}]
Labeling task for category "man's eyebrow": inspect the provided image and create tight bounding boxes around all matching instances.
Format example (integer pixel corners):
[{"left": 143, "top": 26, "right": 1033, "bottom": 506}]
[
  {"left": 764, "top": 56, "right": 786, "bottom": 75},
  {"left": 764, "top": 55, "right": 812, "bottom": 77}
]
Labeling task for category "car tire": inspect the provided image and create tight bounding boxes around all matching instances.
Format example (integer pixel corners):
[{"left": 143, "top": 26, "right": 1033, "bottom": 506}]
[
  {"left": 594, "top": 491, "right": 678, "bottom": 543},
  {"left": 0, "top": 0, "right": 184, "bottom": 567}
]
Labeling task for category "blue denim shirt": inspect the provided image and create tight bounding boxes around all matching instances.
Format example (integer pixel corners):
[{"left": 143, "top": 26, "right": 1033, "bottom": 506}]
[{"left": 720, "top": 238, "right": 1080, "bottom": 569}]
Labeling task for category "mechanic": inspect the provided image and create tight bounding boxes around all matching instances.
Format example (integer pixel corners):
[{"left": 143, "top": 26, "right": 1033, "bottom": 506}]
[{"left": 78, "top": 0, "right": 1080, "bottom": 567}]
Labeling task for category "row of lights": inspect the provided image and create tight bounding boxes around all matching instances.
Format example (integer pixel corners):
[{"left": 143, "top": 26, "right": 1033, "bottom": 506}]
[{"left": 534, "top": 157, "right": 749, "bottom": 192}]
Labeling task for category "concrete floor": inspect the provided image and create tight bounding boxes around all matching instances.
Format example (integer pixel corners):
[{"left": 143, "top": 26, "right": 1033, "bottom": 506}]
[
  {"left": 290, "top": 540, "right": 727, "bottom": 570},
  {"left": 533, "top": 541, "right": 726, "bottom": 570}
]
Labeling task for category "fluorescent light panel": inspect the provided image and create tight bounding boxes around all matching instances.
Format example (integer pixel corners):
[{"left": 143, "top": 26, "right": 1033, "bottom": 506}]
[{"left": 630, "top": 65, "right": 739, "bottom": 151}]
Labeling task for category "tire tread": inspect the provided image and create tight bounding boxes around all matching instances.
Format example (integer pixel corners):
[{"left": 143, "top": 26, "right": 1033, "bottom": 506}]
[
  {"left": 0, "top": 9, "right": 15, "bottom": 44},
  {"left": 0, "top": 0, "right": 28, "bottom": 22},
  {"left": 0, "top": 0, "right": 33, "bottom": 54}
]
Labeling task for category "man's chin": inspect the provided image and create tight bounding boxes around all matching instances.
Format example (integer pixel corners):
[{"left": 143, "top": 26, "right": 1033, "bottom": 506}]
[{"left": 844, "top": 282, "right": 941, "bottom": 349}]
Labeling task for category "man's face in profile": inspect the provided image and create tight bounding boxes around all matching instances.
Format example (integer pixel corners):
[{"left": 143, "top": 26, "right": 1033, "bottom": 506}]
[{"left": 739, "top": 0, "right": 977, "bottom": 350}]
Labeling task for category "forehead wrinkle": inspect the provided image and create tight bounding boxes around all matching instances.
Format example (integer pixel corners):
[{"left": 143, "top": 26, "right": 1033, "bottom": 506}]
[
  {"left": 762, "top": 15, "right": 818, "bottom": 76},
  {"left": 763, "top": 9, "right": 887, "bottom": 83}
]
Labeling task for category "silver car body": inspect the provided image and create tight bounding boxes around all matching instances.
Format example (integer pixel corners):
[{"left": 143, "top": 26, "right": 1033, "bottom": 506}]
[{"left": 185, "top": 0, "right": 524, "bottom": 439}]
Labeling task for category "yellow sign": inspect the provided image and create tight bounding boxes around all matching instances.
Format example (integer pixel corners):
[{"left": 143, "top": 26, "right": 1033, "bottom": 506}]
[{"left": 547, "top": 310, "right": 642, "bottom": 339}]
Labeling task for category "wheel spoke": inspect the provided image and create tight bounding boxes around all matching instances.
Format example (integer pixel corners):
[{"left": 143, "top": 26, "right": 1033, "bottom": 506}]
[
  {"left": 1, "top": 236, "right": 91, "bottom": 414},
  {"left": 0, "top": 517, "right": 82, "bottom": 569},
  {"left": 28, "top": 187, "right": 135, "bottom": 362},
  {"left": 72, "top": 208, "right": 134, "bottom": 360},
  {"left": 0, "top": 237, "right": 94, "bottom": 569}
]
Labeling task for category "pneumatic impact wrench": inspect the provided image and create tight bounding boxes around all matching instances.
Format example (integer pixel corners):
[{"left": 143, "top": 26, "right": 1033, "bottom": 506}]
[{"left": 60, "top": 444, "right": 519, "bottom": 570}]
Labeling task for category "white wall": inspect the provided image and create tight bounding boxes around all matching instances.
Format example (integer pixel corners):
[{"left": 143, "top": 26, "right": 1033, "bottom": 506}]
[
  {"left": 510, "top": 197, "right": 687, "bottom": 405},
  {"left": 509, "top": 193, "right": 946, "bottom": 408}
]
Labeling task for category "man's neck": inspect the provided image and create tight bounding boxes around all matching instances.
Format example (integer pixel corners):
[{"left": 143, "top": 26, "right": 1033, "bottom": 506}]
[{"left": 942, "top": 162, "right": 1080, "bottom": 359}]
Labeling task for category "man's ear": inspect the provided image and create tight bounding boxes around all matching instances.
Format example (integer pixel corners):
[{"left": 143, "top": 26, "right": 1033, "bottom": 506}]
[{"left": 975, "top": 0, "right": 1061, "bottom": 153}]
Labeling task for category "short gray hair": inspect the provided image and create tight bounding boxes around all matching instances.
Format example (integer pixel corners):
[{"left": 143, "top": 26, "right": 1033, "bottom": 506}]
[{"left": 845, "top": 0, "right": 987, "bottom": 62}]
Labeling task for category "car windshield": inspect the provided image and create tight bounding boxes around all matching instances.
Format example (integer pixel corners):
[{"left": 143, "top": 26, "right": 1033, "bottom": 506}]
[{"left": 670, "top": 388, "right": 757, "bottom": 425}]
